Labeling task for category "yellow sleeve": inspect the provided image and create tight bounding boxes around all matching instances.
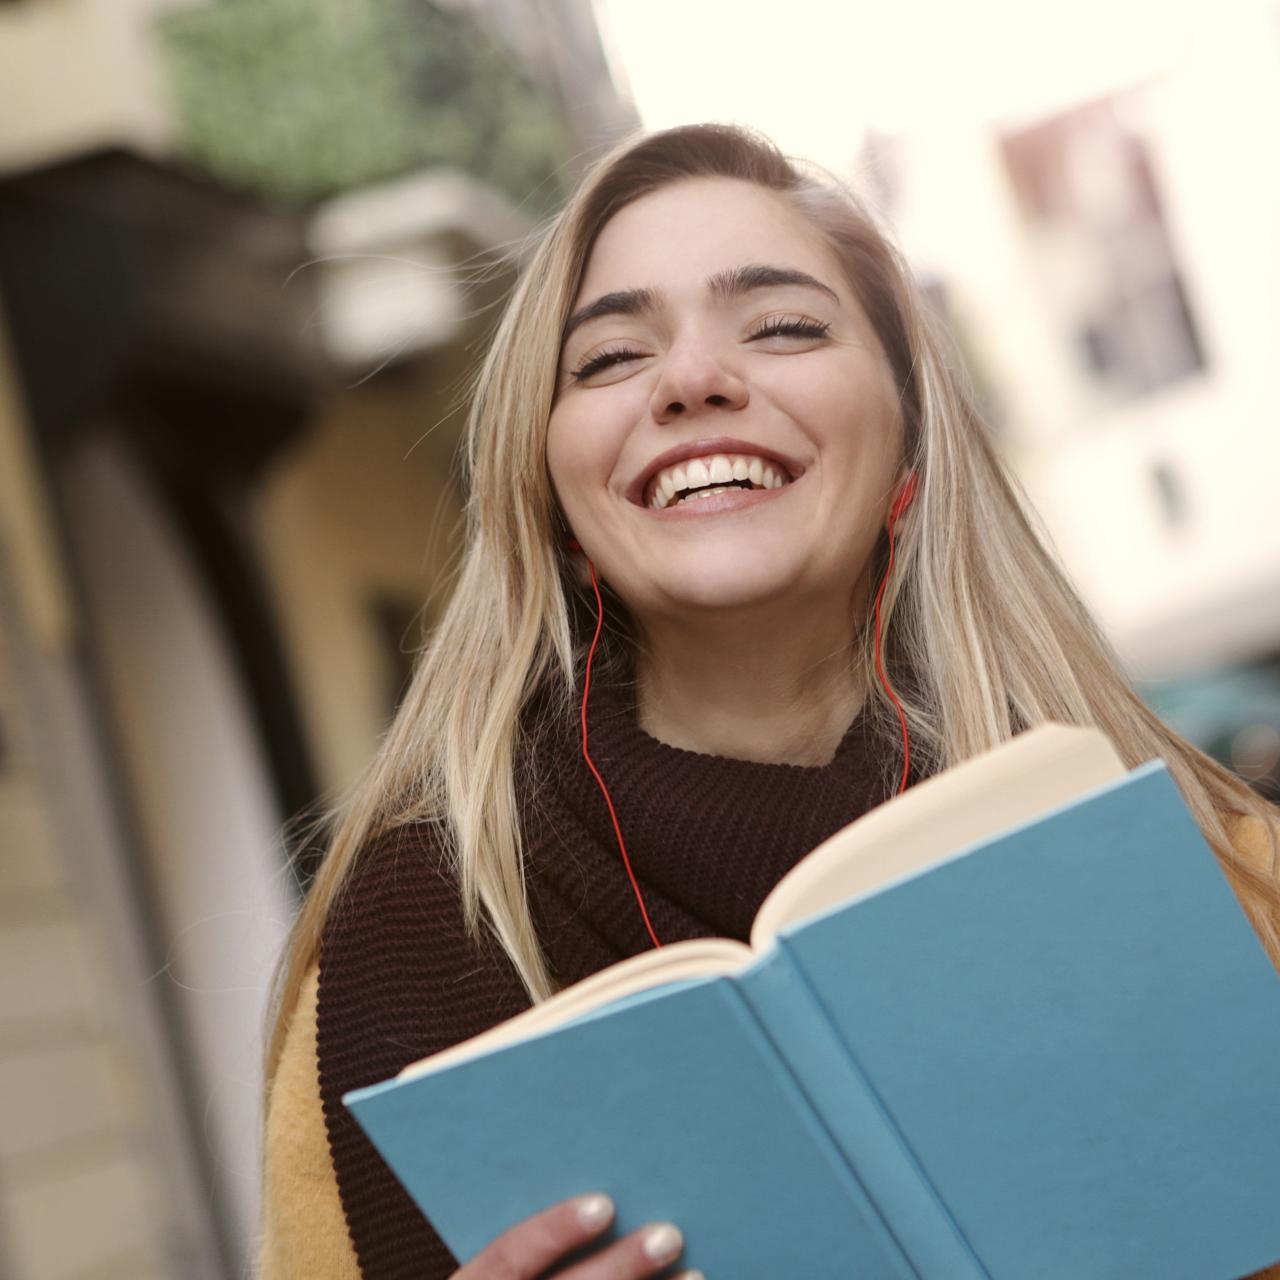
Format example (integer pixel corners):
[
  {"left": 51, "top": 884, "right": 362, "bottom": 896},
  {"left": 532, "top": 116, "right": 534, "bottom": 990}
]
[{"left": 259, "top": 963, "right": 363, "bottom": 1279}]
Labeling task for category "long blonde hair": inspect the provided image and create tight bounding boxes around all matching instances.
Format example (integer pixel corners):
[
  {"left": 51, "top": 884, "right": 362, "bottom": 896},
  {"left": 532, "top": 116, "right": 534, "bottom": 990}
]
[{"left": 264, "top": 122, "right": 1280, "bottom": 1082}]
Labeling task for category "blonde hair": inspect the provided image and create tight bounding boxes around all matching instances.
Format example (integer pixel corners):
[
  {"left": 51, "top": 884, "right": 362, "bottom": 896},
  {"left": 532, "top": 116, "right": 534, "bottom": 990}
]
[{"left": 264, "top": 122, "right": 1280, "bottom": 1083}]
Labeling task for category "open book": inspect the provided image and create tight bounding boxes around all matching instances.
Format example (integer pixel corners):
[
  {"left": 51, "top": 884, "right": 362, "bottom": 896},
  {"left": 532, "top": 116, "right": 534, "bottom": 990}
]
[{"left": 346, "top": 725, "right": 1280, "bottom": 1279}]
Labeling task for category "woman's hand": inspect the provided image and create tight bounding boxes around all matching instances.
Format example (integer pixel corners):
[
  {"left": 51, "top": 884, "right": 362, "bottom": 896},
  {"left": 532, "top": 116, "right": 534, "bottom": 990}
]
[{"left": 451, "top": 1192, "right": 701, "bottom": 1279}]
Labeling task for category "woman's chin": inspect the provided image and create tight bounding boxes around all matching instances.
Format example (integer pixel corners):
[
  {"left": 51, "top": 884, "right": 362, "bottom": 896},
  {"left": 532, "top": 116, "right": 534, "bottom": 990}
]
[{"left": 640, "top": 567, "right": 815, "bottom": 618}]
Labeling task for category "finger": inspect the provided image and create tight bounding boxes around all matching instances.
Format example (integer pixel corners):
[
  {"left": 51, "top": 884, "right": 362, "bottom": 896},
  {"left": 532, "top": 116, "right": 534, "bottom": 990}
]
[
  {"left": 556, "top": 1220, "right": 686, "bottom": 1279},
  {"left": 457, "top": 1193, "right": 615, "bottom": 1279}
]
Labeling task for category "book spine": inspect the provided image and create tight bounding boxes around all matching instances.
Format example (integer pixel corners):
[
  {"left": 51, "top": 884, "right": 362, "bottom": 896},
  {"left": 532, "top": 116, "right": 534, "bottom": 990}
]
[
  {"left": 707, "top": 978, "right": 920, "bottom": 1280},
  {"left": 735, "top": 945, "right": 990, "bottom": 1280}
]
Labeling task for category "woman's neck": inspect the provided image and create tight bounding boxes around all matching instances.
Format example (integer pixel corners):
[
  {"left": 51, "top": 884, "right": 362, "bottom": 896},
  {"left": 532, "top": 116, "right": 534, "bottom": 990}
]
[{"left": 633, "top": 612, "right": 865, "bottom": 767}]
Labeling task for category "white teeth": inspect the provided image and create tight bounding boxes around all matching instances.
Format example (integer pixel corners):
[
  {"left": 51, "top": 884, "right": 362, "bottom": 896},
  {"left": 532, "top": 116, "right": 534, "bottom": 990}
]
[
  {"left": 684, "top": 458, "right": 710, "bottom": 489},
  {"left": 646, "top": 451, "right": 794, "bottom": 510}
]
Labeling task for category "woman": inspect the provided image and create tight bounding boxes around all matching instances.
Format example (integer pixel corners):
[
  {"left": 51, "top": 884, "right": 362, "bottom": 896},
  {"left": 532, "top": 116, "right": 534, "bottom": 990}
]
[{"left": 259, "top": 123, "right": 1280, "bottom": 1280}]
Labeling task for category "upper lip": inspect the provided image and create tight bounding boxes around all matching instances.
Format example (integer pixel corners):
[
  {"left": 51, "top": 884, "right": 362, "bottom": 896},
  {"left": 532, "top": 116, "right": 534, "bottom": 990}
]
[{"left": 628, "top": 436, "right": 806, "bottom": 506}]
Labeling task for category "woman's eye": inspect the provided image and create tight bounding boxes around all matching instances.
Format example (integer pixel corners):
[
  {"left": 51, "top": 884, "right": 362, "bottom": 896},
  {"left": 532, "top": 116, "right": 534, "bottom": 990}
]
[
  {"left": 570, "top": 346, "right": 645, "bottom": 381},
  {"left": 568, "top": 318, "right": 828, "bottom": 383},
  {"left": 749, "top": 317, "right": 831, "bottom": 342}
]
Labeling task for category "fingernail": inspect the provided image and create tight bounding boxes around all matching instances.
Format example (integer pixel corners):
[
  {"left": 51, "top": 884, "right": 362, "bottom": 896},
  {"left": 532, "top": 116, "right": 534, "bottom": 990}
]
[
  {"left": 642, "top": 1222, "right": 683, "bottom": 1263},
  {"left": 576, "top": 1193, "right": 613, "bottom": 1230}
]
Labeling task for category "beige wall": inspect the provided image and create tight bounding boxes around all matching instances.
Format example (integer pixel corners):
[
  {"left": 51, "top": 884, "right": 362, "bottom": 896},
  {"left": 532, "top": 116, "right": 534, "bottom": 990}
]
[
  {"left": 0, "top": 310, "right": 70, "bottom": 655},
  {"left": 0, "top": 0, "right": 196, "bottom": 173},
  {"left": 885, "top": 2, "right": 1280, "bottom": 677},
  {"left": 61, "top": 432, "right": 296, "bottom": 1270},
  {"left": 0, "top": 312, "right": 223, "bottom": 1275},
  {"left": 256, "top": 359, "right": 469, "bottom": 798},
  {"left": 0, "top": 594, "right": 176, "bottom": 1279}
]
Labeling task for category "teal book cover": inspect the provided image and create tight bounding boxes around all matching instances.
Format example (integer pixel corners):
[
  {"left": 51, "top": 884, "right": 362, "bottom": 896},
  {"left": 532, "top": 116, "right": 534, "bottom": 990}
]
[{"left": 345, "top": 760, "right": 1280, "bottom": 1279}]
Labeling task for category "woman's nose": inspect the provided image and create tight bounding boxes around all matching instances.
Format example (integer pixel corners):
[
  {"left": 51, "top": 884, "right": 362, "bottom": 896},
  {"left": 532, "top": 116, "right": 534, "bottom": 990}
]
[{"left": 649, "top": 344, "right": 749, "bottom": 425}]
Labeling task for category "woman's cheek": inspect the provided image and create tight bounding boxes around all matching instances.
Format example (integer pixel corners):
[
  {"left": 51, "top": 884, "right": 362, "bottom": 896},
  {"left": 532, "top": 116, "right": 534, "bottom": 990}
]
[{"left": 548, "top": 419, "right": 609, "bottom": 525}]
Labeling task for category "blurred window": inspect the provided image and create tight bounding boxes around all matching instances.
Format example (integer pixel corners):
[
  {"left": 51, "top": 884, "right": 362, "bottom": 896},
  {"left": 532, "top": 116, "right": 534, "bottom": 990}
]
[{"left": 1001, "top": 95, "right": 1205, "bottom": 402}]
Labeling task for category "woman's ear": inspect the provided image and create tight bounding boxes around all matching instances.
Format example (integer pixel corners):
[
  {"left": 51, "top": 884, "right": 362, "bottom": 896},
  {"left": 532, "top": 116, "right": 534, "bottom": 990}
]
[
  {"left": 551, "top": 499, "right": 589, "bottom": 583},
  {"left": 561, "top": 533, "right": 593, "bottom": 589}
]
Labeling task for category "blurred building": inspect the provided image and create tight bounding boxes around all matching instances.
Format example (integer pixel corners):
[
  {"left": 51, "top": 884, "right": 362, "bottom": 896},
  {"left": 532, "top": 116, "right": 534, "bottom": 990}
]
[
  {"left": 842, "top": 3, "right": 1280, "bottom": 785},
  {"left": 0, "top": 1, "right": 634, "bottom": 1277},
  {"left": 860, "top": 4, "right": 1280, "bottom": 683}
]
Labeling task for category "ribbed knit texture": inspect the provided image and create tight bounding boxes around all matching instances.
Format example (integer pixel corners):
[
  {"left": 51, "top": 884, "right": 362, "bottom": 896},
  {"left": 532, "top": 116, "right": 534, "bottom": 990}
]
[{"left": 316, "top": 677, "right": 918, "bottom": 1278}]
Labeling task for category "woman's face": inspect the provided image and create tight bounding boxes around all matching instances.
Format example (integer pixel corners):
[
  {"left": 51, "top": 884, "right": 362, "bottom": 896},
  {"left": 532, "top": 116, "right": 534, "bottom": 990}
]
[{"left": 546, "top": 176, "right": 905, "bottom": 634}]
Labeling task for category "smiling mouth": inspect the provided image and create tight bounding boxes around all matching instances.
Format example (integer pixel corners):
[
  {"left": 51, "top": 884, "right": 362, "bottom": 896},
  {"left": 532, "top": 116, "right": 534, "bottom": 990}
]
[{"left": 646, "top": 452, "right": 794, "bottom": 510}]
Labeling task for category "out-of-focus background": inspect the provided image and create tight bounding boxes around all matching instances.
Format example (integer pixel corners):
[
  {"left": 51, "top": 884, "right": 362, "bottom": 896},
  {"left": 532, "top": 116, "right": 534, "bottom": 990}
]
[{"left": 0, "top": 1, "right": 1278, "bottom": 1276}]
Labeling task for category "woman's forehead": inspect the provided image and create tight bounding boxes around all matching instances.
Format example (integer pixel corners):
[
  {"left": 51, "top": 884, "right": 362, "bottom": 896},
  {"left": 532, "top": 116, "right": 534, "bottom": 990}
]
[{"left": 576, "top": 178, "right": 841, "bottom": 301}]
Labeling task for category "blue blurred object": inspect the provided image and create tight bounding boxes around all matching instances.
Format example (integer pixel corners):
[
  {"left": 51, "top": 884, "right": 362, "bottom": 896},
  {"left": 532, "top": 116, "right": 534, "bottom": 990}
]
[{"left": 1137, "top": 662, "right": 1280, "bottom": 799}]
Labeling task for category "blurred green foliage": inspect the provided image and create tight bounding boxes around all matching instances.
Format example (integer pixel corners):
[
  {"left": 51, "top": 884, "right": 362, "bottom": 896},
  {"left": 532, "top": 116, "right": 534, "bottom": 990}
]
[{"left": 155, "top": 0, "right": 571, "bottom": 213}]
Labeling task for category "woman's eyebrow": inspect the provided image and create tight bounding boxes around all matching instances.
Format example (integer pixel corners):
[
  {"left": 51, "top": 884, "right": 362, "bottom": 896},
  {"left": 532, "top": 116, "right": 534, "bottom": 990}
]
[{"left": 562, "top": 263, "right": 839, "bottom": 341}]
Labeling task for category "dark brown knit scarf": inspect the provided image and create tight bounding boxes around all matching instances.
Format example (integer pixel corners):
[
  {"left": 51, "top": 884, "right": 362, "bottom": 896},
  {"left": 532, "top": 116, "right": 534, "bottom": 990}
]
[{"left": 317, "top": 676, "right": 916, "bottom": 1278}]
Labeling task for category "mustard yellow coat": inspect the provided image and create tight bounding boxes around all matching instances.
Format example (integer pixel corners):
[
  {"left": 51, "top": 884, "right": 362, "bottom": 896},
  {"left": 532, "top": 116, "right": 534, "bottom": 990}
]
[{"left": 258, "top": 815, "right": 1280, "bottom": 1279}]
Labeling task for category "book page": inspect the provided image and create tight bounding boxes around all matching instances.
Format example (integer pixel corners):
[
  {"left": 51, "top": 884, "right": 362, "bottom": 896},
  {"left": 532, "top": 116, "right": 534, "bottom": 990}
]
[
  {"left": 750, "top": 724, "right": 1126, "bottom": 949},
  {"left": 399, "top": 936, "right": 752, "bottom": 1080}
]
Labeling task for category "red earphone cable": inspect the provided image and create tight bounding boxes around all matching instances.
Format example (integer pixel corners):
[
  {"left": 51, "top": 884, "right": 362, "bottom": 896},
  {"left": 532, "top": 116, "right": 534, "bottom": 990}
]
[
  {"left": 875, "top": 477, "right": 915, "bottom": 797},
  {"left": 579, "top": 558, "right": 664, "bottom": 949},
  {"left": 574, "top": 469, "right": 915, "bottom": 950}
]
